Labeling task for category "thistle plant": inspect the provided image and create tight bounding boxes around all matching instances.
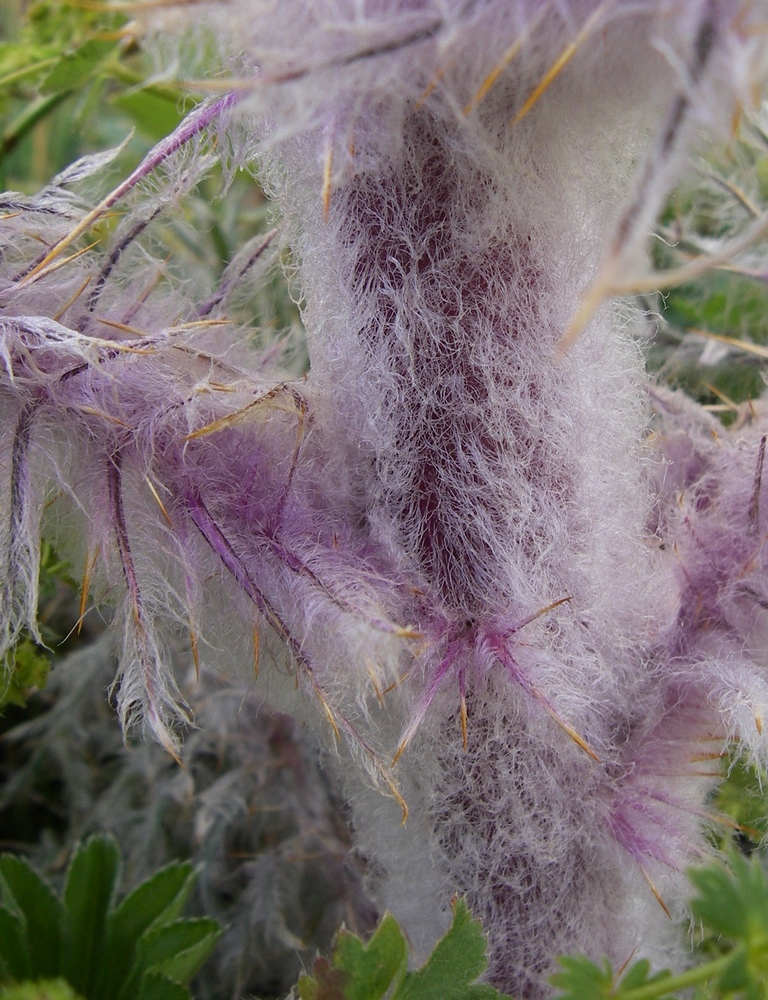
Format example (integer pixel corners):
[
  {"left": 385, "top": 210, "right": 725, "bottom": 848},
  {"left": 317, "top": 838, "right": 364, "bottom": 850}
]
[{"left": 2, "top": 2, "right": 768, "bottom": 997}]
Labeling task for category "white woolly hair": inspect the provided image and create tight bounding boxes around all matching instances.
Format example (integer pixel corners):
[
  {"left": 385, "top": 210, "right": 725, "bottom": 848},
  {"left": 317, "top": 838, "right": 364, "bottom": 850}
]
[
  {"left": 130, "top": 2, "right": 768, "bottom": 995},
  {"left": 2, "top": 2, "right": 768, "bottom": 998}
]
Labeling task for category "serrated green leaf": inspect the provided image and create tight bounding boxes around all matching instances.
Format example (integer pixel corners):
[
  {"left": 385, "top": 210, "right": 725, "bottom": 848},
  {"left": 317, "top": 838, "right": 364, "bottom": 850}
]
[
  {"left": 0, "top": 905, "right": 32, "bottom": 982},
  {"left": 0, "top": 979, "right": 84, "bottom": 1000},
  {"left": 690, "top": 856, "right": 768, "bottom": 943},
  {"left": 329, "top": 914, "right": 407, "bottom": 1000},
  {"left": 550, "top": 955, "right": 614, "bottom": 1000},
  {"left": 551, "top": 955, "right": 679, "bottom": 1000},
  {"left": 61, "top": 837, "right": 120, "bottom": 996},
  {"left": 93, "top": 862, "right": 196, "bottom": 1000},
  {"left": 135, "top": 971, "right": 190, "bottom": 1000},
  {"left": 334, "top": 915, "right": 408, "bottom": 1000},
  {"left": 298, "top": 958, "right": 346, "bottom": 1000},
  {"left": 40, "top": 39, "right": 115, "bottom": 94},
  {"left": 0, "top": 856, "right": 62, "bottom": 977},
  {"left": 396, "top": 899, "right": 509, "bottom": 1000},
  {"left": 689, "top": 856, "right": 768, "bottom": 985},
  {"left": 117, "top": 919, "right": 221, "bottom": 1000}
]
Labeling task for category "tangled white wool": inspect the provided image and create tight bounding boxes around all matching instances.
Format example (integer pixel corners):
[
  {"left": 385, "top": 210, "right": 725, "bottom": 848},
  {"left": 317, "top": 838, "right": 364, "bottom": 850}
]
[
  {"left": 3, "top": 1, "right": 768, "bottom": 998},
  {"left": 148, "top": 1, "right": 768, "bottom": 994}
]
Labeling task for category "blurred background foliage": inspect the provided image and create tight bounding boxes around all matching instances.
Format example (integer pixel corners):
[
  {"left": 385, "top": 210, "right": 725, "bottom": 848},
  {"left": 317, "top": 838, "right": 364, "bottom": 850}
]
[
  {"left": 646, "top": 117, "right": 768, "bottom": 421},
  {"left": 2, "top": 3, "right": 768, "bottom": 999}
]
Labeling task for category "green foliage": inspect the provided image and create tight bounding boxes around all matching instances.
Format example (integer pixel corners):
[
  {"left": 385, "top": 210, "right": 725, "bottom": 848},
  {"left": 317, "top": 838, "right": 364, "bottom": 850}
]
[
  {"left": 0, "top": 980, "right": 84, "bottom": 1000},
  {"left": 298, "top": 898, "right": 512, "bottom": 1000},
  {"left": 551, "top": 856, "right": 768, "bottom": 1000},
  {"left": 0, "top": 641, "right": 51, "bottom": 711},
  {"left": 648, "top": 124, "right": 768, "bottom": 419},
  {"left": 0, "top": 837, "right": 220, "bottom": 1000},
  {"left": 0, "top": 542, "right": 77, "bottom": 712},
  {"left": 711, "top": 753, "right": 768, "bottom": 852},
  {"left": 0, "top": 0, "right": 195, "bottom": 189}
]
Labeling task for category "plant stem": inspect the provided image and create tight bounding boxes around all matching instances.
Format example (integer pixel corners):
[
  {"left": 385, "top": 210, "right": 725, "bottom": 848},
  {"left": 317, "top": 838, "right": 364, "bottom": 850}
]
[{"left": 620, "top": 949, "right": 743, "bottom": 1000}]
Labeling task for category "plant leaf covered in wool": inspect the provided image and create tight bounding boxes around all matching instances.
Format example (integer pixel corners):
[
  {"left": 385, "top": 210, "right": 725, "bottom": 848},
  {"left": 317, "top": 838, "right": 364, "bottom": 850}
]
[
  {"left": 3, "top": 1, "right": 768, "bottom": 997},
  {"left": 0, "top": 837, "right": 220, "bottom": 1000}
]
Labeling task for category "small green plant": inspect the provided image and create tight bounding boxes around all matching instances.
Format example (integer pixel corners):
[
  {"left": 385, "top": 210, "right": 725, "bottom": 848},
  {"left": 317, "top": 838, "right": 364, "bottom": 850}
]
[
  {"left": 552, "top": 854, "right": 768, "bottom": 1000},
  {"left": 1, "top": 542, "right": 77, "bottom": 713},
  {"left": 0, "top": 836, "right": 221, "bottom": 1000},
  {"left": 298, "top": 897, "right": 512, "bottom": 1000}
]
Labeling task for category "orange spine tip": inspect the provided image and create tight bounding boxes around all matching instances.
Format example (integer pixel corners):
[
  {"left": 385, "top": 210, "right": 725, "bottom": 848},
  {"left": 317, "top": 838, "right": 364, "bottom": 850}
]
[{"left": 638, "top": 863, "right": 672, "bottom": 919}]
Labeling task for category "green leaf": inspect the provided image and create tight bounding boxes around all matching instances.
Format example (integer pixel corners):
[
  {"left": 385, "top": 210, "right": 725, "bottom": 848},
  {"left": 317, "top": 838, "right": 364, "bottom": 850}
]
[
  {"left": 299, "top": 914, "right": 407, "bottom": 1000},
  {"left": 690, "top": 856, "right": 768, "bottom": 985},
  {"left": 135, "top": 971, "right": 190, "bottom": 1000},
  {"left": 0, "top": 856, "right": 62, "bottom": 977},
  {"left": 1, "top": 640, "right": 51, "bottom": 710},
  {"left": 552, "top": 955, "right": 682, "bottom": 1000},
  {"left": 332, "top": 914, "right": 408, "bottom": 1000},
  {"left": 298, "top": 958, "right": 347, "bottom": 1000},
  {"left": 395, "top": 899, "right": 510, "bottom": 1000},
  {"left": 111, "top": 90, "right": 186, "bottom": 143},
  {"left": 689, "top": 856, "right": 767, "bottom": 942},
  {"left": 61, "top": 837, "right": 120, "bottom": 996},
  {"left": 0, "top": 979, "right": 84, "bottom": 1000},
  {"left": 0, "top": 51, "right": 59, "bottom": 91},
  {"left": 117, "top": 919, "right": 221, "bottom": 1000},
  {"left": 93, "top": 862, "right": 196, "bottom": 1000},
  {"left": 712, "top": 755, "right": 768, "bottom": 849},
  {"left": 40, "top": 39, "right": 116, "bottom": 95},
  {"left": 716, "top": 948, "right": 750, "bottom": 993},
  {"left": 0, "top": 905, "right": 32, "bottom": 982},
  {"left": 550, "top": 955, "right": 614, "bottom": 1000},
  {"left": 299, "top": 901, "right": 510, "bottom": 1000}
]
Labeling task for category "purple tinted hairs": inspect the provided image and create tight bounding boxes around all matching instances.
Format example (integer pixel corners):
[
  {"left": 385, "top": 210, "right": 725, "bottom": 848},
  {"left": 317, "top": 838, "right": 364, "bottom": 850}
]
[{"left": 2, "top": 1, "right": 768, "bottom": 995}]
